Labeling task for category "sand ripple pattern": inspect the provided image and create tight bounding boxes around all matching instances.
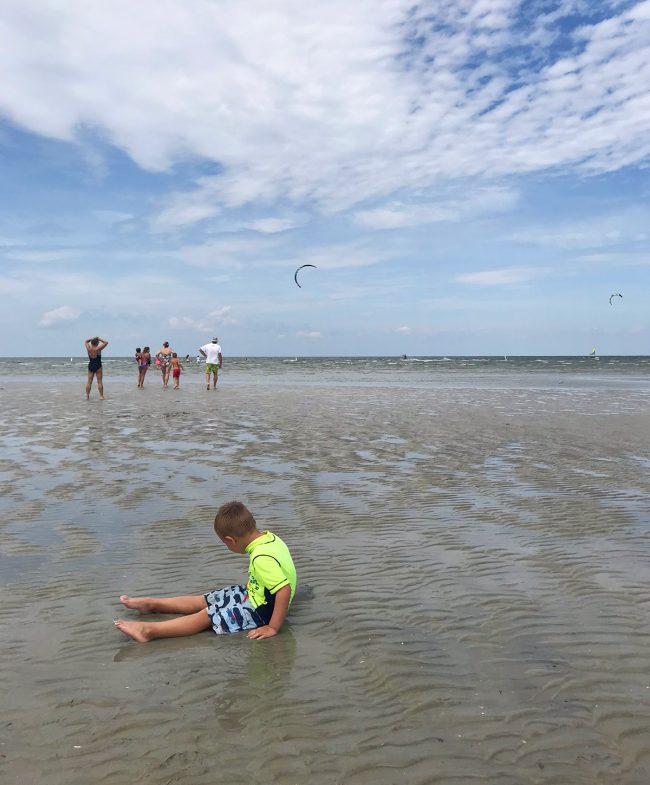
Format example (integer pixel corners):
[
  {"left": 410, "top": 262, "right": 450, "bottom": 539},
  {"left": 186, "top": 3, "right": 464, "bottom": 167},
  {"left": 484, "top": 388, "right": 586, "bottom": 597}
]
[{"left": 1, "top": 379, "right": 650, "bottom": 784}]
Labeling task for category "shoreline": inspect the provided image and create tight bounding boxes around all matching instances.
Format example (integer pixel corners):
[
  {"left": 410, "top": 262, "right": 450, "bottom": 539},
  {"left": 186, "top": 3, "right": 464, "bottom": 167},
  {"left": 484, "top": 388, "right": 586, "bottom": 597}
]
[{"left": 1, "top": 378, "right": 649, "bottom": 784}]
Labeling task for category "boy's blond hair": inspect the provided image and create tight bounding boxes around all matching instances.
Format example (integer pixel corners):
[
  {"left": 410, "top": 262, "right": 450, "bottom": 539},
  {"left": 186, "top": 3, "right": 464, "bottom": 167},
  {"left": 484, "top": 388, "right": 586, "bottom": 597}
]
[{"left": 214, "top": 501, "right": 257, "bottom": 539}]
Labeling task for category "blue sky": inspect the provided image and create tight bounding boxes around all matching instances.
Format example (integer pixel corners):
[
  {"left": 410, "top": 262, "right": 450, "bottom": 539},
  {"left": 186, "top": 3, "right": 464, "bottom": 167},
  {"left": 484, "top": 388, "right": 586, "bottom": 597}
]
[{"left": 0, "top": 0, "right": 648, "bottom": 356}]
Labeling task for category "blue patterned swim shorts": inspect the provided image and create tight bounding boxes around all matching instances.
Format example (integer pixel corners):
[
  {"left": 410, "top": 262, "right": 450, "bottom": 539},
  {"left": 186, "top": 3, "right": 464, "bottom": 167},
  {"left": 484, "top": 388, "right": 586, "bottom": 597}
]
[{"left": 204, "top": 584, "right": 264, "bottom": 635}]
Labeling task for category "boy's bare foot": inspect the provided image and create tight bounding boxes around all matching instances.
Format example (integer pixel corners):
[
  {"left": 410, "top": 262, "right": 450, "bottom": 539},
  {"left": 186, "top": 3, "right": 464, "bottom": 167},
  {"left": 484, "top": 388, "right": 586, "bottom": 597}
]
[
  {"left": 119, "top": 594, "right": 153, "bottom": 612},
  {"left": 114, "top": 619, "right": 151, "bottom": 642}
]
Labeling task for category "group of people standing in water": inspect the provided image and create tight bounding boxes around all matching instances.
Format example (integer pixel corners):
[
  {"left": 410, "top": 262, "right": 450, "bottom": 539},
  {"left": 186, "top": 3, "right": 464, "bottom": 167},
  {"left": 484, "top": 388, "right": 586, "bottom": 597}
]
[{"left": 85, "top": 336, "right": 223, "bottom": 399}]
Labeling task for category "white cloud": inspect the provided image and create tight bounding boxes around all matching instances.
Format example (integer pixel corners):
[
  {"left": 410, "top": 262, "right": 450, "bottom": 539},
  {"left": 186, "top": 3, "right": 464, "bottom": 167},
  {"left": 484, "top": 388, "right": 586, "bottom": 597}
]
[
  {"left": 168, "top": 315, "right": 212, "bottom": 332},
  {"left": 574, "top": 250, "right": 650, "bottom": 268},
  {"left": 246, "top": 218, "right": 302, "bottom": 234},
  {"left": 152, "top": 200, "right": 221, "bottom": 233},
  {"left": 354, "top": 203, "right": 459, "bottom": 230},
  {"left": 92, "top": 210, "right": 132, "bottom": 225},
  {"left": 297, "top": 330, "right": 322, "bottom": 338},
  {"left": 396, "top": 325, "right": 411, "bottom": 334},
  {"left": 38, "top": 305, "right": 80, "bottom": 327},
  {"left": 169, "top": 305, "right": 238, "bottom": 333},
  {"left": 175, "top": 237, "right": 277, "bottom": 268},
  {"left": 507, "top": 208, "right": 650, "bottom": 250},
  {"left": 0, "top": 275, "right": 31, "bottom": 294},
  {"left": 353, "top": 186, "right": 520, "bottom": 229},
  {"left": 455, "top": 267, "right": 543, "bottom": 285},
  {"left": 208, "top": 305, "right": 238, "bottom": 325},
  {"left": 206, "top": 274, "right": 232, "bottom": 284},
  {"left": 0, "top": 236, "right": 26, "bottom": 248},
  {"left": 6, "top": 248, "right": 84, "bottom": 263},
  {"left": 0, "top": 1, "right": 647, "bottom": 224},
  {"left": 284, "top": 242, "right": 392, "bottom": 271}
]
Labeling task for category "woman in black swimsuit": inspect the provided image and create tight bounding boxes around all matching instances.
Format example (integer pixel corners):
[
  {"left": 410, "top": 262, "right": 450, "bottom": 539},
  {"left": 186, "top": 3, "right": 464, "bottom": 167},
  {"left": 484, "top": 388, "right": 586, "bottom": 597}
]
[{"left": 85, "top": 335, "right": 109, "bottom": 400}]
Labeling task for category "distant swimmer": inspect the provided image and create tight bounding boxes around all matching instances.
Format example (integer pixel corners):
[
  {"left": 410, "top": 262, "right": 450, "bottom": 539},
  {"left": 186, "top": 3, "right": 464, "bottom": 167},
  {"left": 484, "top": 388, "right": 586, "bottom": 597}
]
[
  {"left": 401, "top": 354, "right": 407, "bottom": 360},
  {"left": 84, "top": 335, "right": 108, "bottom": 400}
]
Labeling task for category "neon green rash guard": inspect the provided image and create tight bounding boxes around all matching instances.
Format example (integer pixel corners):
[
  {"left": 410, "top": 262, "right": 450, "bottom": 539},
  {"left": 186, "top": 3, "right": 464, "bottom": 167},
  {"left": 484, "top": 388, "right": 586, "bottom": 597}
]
[{"left": 245, "top": 531, "right": 297, "bottom": 625}]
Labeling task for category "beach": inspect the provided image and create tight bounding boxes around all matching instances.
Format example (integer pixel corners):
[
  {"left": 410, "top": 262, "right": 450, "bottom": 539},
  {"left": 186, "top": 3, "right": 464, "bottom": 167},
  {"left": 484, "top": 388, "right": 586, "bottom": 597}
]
[{"left": 1, "top": 360, "right": 650, "bottom": 785}]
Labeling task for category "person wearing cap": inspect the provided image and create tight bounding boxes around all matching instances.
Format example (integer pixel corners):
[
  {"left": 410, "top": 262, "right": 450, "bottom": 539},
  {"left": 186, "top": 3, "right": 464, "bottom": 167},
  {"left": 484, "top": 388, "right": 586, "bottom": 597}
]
[{"left": 199, "top": 337, "right": 222, "bottom": 390}]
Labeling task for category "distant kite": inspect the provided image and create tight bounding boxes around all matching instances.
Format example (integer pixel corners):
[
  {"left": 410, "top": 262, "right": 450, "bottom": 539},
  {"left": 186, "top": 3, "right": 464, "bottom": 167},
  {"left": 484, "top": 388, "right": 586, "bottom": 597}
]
[
  {"left": 294, "top": 264, "right": 317, "bottom": 288},
  {"left": 609, "top": 292, "right": 623, "bottom": 305}
]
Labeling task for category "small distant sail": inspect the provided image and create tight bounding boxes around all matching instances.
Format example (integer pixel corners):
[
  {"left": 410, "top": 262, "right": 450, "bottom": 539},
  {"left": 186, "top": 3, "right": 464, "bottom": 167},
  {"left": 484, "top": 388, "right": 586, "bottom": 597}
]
[{"left": 589, "top": 346, "right": 596, "bottom": 357}]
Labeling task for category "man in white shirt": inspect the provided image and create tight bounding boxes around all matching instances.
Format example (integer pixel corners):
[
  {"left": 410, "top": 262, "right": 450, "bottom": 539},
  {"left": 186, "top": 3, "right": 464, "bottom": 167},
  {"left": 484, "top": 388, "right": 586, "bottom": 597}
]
[{"left": 199, "top": 337, "right": 223, "bottom": 390}]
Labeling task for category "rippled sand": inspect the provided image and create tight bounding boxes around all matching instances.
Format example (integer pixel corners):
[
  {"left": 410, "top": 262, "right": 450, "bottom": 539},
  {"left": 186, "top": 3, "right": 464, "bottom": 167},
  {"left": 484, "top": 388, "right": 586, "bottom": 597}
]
[{"left": 1, "top": 378, "right": 650, "bottom": 785}]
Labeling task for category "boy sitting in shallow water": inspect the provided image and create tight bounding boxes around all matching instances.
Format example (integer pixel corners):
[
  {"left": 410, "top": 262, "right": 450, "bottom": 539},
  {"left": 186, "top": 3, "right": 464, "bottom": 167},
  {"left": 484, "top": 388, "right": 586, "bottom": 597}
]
[{"left": 114, "top": 501, "right": 297, "bottom": 642}]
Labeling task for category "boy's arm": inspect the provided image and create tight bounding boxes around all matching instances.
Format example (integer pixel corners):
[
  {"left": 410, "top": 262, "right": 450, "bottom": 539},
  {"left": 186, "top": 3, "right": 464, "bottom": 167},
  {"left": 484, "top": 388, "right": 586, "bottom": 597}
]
[
  {"left": 218, "top": 351, "right": 223, "bottom": 368},
  {"left": 247, "top": 584, "right": 291, "bottom": 640}
]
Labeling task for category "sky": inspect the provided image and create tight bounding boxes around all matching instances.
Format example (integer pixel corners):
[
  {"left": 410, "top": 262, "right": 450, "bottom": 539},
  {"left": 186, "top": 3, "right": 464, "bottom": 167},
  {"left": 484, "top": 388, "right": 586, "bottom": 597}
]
[{"left": 0, "top": 0, "right": 649, "bottom": 356}]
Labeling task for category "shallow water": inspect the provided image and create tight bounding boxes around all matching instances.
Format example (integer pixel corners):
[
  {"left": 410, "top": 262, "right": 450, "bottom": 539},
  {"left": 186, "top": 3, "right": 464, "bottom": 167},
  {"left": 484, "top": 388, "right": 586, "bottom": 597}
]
[
  {"left": 2, "top": 354, "right": 650, "bottom": 386},
  {"left": 1, "top": 372, "right": 650, "bottom": 784}
]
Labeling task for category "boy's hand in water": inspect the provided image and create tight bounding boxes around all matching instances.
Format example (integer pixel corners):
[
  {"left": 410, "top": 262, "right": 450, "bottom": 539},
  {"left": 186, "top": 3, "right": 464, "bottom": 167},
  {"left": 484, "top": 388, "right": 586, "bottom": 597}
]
[
  {"left": 247, "top": 625, "right": 278, "bottom": 640},
  {"left": 247, "top": 585, "right": 290, "bottom": 640}
]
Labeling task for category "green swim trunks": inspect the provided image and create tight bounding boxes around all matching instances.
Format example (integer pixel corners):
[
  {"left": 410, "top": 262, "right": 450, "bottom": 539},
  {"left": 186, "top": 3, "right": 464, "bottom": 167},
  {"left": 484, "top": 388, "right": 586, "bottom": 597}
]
[{"left": 205, "top": 363, "right": 220, "bottom": 373}]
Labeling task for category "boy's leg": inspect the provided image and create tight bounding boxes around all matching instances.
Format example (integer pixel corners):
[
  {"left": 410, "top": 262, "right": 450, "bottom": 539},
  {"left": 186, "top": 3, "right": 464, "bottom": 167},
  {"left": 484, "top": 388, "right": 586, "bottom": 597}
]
[
  {"left": 114, "top": 608, "right": 211, "bottom": 643},
  {"left": 119, "top": 594, "right": 207, "bottom": 614}
]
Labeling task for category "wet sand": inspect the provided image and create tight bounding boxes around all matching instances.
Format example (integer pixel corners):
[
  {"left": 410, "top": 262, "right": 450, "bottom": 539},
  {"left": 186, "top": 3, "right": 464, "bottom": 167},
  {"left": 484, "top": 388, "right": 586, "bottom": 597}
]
[{"left": 1, "top": 378, "right": 650, "bottom": 784}]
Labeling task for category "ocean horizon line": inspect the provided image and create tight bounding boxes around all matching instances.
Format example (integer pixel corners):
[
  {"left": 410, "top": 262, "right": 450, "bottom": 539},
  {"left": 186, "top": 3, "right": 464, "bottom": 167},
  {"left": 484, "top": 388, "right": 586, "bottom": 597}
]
[{"left": 2, "top": 354, "right": 649, "bottom": 360}]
